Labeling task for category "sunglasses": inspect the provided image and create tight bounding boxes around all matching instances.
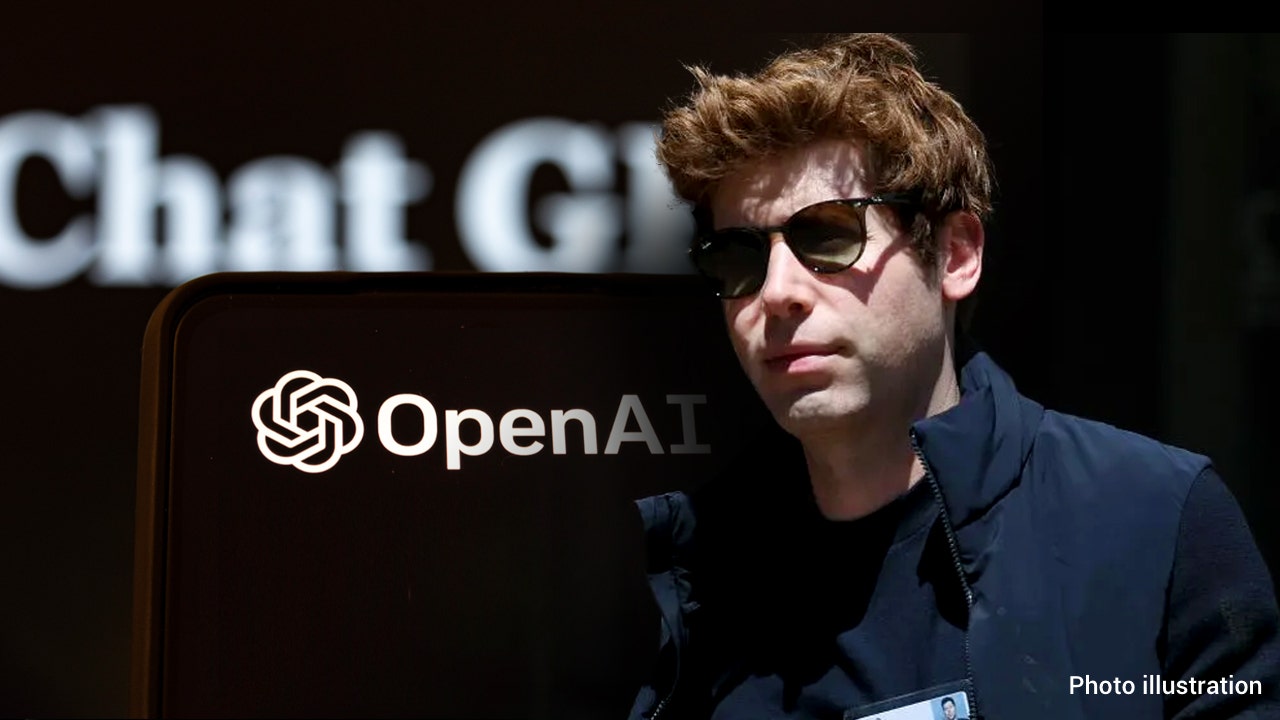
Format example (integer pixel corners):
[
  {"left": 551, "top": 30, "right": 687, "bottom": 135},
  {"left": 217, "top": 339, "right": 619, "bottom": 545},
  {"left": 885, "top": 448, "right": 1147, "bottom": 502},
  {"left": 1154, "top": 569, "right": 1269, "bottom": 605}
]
[{"left": 689, "top": 193, "right": 919, "bottom": 298}]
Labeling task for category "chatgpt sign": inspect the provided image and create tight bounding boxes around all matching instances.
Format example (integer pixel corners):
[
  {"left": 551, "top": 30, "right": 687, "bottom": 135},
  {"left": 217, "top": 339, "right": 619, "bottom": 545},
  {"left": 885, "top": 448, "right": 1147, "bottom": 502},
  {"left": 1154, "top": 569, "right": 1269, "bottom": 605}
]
[{"left": 0, "top": 106, "right": 694, "bottom": 289}]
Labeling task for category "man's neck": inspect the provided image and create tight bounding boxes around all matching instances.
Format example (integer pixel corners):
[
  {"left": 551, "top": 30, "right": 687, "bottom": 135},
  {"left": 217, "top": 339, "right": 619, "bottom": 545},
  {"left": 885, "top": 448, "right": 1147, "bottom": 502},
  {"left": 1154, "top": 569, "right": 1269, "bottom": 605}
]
[{"left": 800, "top": 350, "right": 961, "bottom": 521}]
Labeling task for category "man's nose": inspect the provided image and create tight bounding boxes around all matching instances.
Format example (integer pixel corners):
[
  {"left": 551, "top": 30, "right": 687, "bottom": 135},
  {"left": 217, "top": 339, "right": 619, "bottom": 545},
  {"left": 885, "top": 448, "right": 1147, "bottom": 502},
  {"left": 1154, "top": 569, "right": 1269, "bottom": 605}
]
[{"left": 757, "top": 234, "right": 816, "bottom": 316}]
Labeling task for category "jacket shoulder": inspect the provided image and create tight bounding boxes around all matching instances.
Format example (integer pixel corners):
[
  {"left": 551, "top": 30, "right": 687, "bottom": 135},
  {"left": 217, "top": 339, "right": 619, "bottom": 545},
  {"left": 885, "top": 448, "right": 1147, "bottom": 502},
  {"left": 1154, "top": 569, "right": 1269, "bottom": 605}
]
[
  {"left": 1030, "top": 409, "right": 1211, "bottom": 507},
  {"left": 635, "top": 491, "right": 696, "bottom": 574}
]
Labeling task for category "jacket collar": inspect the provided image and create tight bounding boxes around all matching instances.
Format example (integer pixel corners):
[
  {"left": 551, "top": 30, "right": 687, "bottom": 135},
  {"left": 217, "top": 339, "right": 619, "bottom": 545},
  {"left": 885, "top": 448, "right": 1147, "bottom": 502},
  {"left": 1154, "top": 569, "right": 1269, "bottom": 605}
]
[
  {"left": 641, "top": 350, "right": 1045, "bottom": 568},
  {"left": 910, "top": 350, "right": 1044, "bottom": 531}
]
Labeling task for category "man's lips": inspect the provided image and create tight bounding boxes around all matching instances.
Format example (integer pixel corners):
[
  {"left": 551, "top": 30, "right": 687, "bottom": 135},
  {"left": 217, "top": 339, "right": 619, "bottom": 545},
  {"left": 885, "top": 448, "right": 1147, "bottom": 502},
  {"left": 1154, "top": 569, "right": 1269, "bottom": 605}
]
[{"left": 762, "top": 345, "right": 839, "bottom": 372}]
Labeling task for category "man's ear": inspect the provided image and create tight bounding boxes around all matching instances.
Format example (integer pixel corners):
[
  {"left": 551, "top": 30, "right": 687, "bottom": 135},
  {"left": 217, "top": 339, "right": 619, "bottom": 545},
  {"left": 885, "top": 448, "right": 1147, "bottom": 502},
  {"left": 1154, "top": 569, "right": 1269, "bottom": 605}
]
[{"left": 937, "top": 210, "right": 984, "bottom": 302}]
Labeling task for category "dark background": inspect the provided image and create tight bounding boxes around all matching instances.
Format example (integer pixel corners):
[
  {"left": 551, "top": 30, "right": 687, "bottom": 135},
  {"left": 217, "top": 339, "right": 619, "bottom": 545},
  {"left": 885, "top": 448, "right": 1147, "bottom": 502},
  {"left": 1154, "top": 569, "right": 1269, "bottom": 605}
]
[{"left": 2, "top": 9, "right": 1277, "bottom": 717}]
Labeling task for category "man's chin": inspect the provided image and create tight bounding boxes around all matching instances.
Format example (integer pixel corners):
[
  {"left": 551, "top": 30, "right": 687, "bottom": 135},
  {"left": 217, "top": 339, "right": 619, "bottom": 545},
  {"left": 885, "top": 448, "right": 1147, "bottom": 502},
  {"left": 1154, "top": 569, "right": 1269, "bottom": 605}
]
[{"left": 769, "top": 389, "right": 867, "bottom": 433}]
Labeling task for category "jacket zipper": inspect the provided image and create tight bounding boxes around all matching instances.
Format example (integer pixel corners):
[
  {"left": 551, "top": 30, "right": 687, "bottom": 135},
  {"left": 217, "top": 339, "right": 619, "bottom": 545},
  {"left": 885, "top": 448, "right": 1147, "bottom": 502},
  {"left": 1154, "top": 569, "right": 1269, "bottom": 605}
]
[
  {"left": 655, "top": 681, "right": 675, "bottom": 717},
  {"left": 650, "top": 692, "right": 671, "bottom": 720},
  {"left": 649, "top": 620, "right": 681, "bottom": 720},
  {"left": 911, "top": 429, "right": 982, "bottom": 720}
]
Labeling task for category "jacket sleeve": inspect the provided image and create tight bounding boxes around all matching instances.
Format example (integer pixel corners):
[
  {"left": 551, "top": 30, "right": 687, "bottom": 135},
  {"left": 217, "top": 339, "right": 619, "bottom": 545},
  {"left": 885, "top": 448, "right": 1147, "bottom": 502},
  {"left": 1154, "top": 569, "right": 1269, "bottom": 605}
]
[{"left": 1162, "top": 466, "right": 1280, "bottom": 719}]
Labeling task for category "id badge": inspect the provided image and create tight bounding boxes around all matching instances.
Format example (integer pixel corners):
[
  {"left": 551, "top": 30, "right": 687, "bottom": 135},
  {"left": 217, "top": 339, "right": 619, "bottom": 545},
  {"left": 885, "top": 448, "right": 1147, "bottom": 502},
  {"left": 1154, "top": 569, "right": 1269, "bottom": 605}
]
[{"left": 842, "top": 681, "right": 973, "bottom": 720}]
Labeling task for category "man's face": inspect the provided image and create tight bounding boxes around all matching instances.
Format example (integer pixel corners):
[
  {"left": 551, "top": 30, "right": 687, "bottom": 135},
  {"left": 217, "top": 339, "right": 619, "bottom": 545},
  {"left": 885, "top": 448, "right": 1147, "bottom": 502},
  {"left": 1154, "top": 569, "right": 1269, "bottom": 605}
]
[
  {"left": 711, "top": 139, "right": 950, "bottom": 437},
  {"left": 943, "top": 701, "right": 957, "bottom": 719}
]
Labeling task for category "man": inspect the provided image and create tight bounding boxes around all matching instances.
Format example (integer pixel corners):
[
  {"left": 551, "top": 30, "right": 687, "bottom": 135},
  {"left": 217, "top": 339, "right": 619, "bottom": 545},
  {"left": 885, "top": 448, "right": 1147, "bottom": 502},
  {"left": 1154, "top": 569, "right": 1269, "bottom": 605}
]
[
  {"left": 629, "top": 34, "right": 1280, "bottom": 719},
  {"left": 941, "top": 696, "right": 966, "bottom": 720}
]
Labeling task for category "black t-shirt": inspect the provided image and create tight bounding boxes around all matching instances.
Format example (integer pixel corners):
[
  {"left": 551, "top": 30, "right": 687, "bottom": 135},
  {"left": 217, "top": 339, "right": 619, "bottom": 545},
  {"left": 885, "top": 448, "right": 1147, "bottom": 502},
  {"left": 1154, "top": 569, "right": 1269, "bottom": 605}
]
[{"left": 696, "top": 478, "right": 970, "bottom": 719}]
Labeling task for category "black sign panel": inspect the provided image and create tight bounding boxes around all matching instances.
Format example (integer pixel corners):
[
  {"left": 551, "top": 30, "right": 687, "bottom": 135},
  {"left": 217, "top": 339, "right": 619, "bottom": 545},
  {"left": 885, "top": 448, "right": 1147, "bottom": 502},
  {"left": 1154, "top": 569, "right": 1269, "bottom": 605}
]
[{"left": 134, "top": 272, "right": 775, "bottom": 718}]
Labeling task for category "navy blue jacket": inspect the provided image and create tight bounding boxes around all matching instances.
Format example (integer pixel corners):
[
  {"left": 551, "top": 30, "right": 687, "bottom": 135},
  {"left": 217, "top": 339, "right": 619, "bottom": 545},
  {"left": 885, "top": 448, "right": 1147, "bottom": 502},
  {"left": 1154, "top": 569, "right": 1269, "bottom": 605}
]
[{"left": 630, "top": 352, "right": 1280, "bottom": 719}]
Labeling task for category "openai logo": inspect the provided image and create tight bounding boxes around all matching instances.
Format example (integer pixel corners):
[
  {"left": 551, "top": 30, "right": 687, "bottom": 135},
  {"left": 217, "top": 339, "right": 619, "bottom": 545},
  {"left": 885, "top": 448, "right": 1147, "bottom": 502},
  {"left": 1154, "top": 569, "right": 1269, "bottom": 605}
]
[{"left": 252, "top": 370, "right": 365, "bottom": 473}]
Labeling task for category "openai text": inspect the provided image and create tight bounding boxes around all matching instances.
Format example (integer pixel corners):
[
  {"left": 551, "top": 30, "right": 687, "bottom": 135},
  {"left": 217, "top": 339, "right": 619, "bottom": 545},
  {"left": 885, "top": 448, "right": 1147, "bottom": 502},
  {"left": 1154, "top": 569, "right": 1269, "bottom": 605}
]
[
  {"left": 376, "top": 392, "right": 712, "bottom": 470},
  {"left": 251, "top": 370, "right": 711, "bottom": 473}
]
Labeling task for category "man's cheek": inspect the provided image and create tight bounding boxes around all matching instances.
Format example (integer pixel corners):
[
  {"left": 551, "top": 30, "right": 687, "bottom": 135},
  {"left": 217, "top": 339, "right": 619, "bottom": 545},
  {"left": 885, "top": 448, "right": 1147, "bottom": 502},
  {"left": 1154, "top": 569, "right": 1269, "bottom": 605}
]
[{"left": 724, "top": 320, "right": 755, "bottom": 363}]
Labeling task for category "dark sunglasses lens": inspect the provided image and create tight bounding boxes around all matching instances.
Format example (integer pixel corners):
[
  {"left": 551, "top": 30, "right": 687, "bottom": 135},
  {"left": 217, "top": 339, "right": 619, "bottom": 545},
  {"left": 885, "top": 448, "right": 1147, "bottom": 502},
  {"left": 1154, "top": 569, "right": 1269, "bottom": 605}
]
[
  {"left": 788, "top": 203, "right": 866, "bottom": 271},
  {"left": 693, "top": 230, "right": 767, "bottom": 298}
]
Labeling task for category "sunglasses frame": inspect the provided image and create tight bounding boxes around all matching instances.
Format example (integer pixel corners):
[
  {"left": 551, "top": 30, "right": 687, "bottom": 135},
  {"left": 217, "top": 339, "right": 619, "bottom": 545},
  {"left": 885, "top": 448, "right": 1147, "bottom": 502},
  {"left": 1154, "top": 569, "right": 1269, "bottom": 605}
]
[{"left": 689, "top": 192, "right": 920, "bottom": 299}]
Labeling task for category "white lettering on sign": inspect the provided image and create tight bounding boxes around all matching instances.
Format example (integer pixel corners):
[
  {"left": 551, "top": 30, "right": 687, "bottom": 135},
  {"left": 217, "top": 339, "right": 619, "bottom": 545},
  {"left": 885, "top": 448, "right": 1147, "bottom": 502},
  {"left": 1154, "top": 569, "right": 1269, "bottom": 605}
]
[
  {"left": 0, "top": 106, "right": 694, "bottom": 289},
  {"left": 455, "top": 118, "right": 693, "bottom": 274},
  {"left": 372, "top": 393, "right": 711, "bottom": 471}
]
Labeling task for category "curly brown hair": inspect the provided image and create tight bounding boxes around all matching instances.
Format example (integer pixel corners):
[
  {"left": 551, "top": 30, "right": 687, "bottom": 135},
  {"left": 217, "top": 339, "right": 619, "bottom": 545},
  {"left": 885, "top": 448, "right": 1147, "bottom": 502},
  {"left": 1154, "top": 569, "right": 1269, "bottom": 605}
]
[{"left": 657, "top": 33, "right": 994, "bottom": 272}]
